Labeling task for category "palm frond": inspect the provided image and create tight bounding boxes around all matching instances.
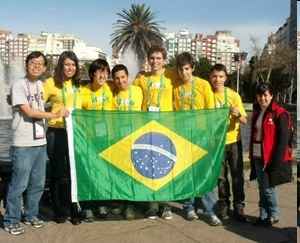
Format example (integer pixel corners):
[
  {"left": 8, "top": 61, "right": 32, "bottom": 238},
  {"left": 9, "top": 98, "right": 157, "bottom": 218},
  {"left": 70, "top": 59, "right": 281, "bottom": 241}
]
[{"left": 111, "top": 3, "right": 164, "bottom": 65}]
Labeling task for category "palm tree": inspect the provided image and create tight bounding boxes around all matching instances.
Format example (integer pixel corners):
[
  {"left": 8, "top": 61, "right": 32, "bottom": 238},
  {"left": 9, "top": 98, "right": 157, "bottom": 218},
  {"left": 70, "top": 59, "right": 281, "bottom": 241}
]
[{"left": 111, "top": 4, "right": 164, "bottom": 66}]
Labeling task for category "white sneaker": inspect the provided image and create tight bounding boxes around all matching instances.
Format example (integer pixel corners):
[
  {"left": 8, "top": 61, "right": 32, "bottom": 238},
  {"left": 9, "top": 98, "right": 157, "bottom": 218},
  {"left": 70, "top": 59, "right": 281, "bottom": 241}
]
[
  {"left": 4, "top": 223, "right": 25, "bottom": 235},
  {"left": 23, "top": 217, "right": 44, "bottom": 229},
  {"left": 186, "top": 210, "right": 199, "bottom": 221},
  {"left": 207, "top": 215, "right": 222, "bottom": 226},
  {"left": 161, "top": 208, "right": 173, "bottom": 220}
]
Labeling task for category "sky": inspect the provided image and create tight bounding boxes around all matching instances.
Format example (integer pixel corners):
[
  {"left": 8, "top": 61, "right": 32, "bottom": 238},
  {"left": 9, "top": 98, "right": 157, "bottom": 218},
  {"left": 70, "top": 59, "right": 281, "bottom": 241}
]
[{"left": 0, "top": 0, "right": 292, "bottom": 57}]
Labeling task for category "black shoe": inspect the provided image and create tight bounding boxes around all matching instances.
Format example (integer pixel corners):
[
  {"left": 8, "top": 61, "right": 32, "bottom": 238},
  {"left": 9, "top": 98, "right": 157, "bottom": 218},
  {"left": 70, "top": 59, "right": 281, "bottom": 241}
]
[
  {"left": 233, "top": 208, "right": 247, "bottom": 222},
  {"left": 234, "top": 213, "right": 247, "bottom": 222},
  {"left": 218, "top": 205, "right": 229, "bottom": 220},
  {"left": 55, "top": 217, "right": 67, "bottom": 224},
  {"left": 71, "top": 217, "right": 81, "bottom": 225},
  {"left": 219, "top": 213, "right": 230, "bottom": 220},
  {"left": 253, "top": 218, "right": 269, "bottom": 226}
]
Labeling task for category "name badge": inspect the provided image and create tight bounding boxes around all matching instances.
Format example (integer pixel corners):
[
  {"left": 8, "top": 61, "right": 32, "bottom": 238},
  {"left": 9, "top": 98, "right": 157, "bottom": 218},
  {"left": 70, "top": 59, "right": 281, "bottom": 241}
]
[
  {"left": 253, "top": 143, "right": 261, "bottom": 157},
  {"left": 216, "top": 101, "right": 224, "bottom": 108},
  {"left": 121, "top": 99, "right": 130, "bottom": 105},
  {"left": 98, "top": 96, "right": 106, "bottom": 103},
  {"left": 148, "top": 106, "right": 160, "bottom": 112},
  {"left": 151, "top": 82, "right": 161, "bottom": 89},
  {"left": 33, "top": 119, "right": 45, "bottom": 139}
]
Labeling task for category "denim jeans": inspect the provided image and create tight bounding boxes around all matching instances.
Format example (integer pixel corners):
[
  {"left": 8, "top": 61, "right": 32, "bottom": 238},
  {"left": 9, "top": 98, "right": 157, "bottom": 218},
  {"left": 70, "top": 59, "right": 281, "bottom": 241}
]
[
  {"left": 183, "top": 190, "right": 218, "bottom": 217},
  {"left": 4, "top": 145, "right": 47, "bottom": 225},
  {"left": 218, "top": 140, "right": 245, "bottom": 212},
  {"left": 254, "top": 159, "right": 280, "bottom": 220}
]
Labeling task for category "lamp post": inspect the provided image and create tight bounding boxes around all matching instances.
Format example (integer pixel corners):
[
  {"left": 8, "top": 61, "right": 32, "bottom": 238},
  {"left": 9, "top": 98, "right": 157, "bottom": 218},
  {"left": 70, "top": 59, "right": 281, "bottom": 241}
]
[{"left": 234, "top": 52, "right": 247, "bottom": 93}]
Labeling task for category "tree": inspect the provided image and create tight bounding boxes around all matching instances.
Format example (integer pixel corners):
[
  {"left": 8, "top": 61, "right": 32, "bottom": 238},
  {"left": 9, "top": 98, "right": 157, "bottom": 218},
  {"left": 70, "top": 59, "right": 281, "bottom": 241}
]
[
  {"left": 193, "top": 57, "right": 212, "bottom": 80},
  {"left": 165, "top": 56, "right": 176, "bottom": 69},
  {"left": 111, "top": 4, "right": 164, "bottom": 67},
  {"left": 247, "top": 35, "right": 296, "bottom": 103}
]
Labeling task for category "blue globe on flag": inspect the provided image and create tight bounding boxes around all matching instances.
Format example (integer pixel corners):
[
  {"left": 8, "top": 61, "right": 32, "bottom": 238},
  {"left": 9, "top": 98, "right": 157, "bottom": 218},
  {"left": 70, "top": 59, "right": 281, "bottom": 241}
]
[{"left": 131, "top": 132, "right": 177, "bottom": 179}]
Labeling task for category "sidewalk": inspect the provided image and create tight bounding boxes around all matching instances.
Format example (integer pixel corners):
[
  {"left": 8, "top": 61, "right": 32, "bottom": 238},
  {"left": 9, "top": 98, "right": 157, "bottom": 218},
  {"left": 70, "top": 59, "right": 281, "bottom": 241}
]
[{"left": 0, "top": 180, "right": 297, "bottom": 243}]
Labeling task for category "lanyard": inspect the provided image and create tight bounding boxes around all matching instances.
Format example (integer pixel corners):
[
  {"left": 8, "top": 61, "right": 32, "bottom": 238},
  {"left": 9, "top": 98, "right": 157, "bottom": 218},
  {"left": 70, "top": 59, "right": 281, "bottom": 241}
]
[
  {"left": 61, "top": 83, "right": 78, "bottom": 109},
  {"left": 214, "top": 87, "right": 228, "bottom": 108},
  {"left": 116, "top": 86, "right": 133, "bottom": 111},
  {"left": 25, "top": 79, "right": 42, "bottom": 109},
  {"left": 91, "top": 87, "right": 106, "bottom": 110},
  {"left": 179, "top": 79, "right": 195, "bottom": 110},
  {"left": 147, "top": 74, "right": 164, "bottom": 108}
]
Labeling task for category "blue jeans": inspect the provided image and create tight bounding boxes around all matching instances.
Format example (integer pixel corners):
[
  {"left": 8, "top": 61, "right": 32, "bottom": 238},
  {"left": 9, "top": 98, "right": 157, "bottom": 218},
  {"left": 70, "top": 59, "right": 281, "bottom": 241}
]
[
  {"left": 4, "top": 145, "right": 47, "bottom": 225},
  {"left": 183, "top": 190, "right": 217, "bottom": 217},
  {"left": 254, "top": 159, "right": 280, "bottom": 220}
]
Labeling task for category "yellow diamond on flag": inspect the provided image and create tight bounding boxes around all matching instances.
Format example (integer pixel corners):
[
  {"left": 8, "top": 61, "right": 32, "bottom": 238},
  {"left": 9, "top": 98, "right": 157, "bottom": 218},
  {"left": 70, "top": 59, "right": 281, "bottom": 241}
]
[{"left": 99, "top": 120, "right": 207, "bottom": 191}]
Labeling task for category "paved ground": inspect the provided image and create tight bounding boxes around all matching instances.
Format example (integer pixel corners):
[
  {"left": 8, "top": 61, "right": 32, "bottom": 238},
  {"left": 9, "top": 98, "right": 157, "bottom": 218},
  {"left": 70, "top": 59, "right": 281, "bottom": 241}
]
[{"left": 0, "top": 178, "right": 297, "bottom": 243}]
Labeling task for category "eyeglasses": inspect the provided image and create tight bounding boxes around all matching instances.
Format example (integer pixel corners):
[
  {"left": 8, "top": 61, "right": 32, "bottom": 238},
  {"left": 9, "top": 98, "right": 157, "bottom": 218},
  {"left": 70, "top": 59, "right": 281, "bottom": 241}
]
[{"left": 28, "top": 61, "right": 45, "bottom": 67}]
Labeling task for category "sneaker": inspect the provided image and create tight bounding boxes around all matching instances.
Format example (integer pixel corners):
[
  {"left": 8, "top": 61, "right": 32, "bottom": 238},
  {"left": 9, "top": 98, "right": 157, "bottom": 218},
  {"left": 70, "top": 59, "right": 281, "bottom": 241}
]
[
  {"left": 161, "top": 208, "right": 173, "bottom": 220},
  {"left": 97, "top": 206, "right": 109, "bottom": 218},
  {"left": 268, "top": 217, "right": 279, "bottom": 225},
  {"left": 23, "top": 217, "right": 44, "bottom": 229},
  {"left": 218, "top": 206, "right": 229, "bottom": 220},
  {"left": 218, "top": 213, "right": 229, "bottom": 220},
  {"left": 207, "top": 215, "right": 222, "bottom": 226},
  {"left": 111, "top": 206, "right": 123, "bottom": 215},
  {"left": 124, "top": 205, "right": 136, "bottom": 220},
  {"left": 4, "top": 223, "right": 25, "bottom": 235},
  {"left": 82, "top": 209, "right": 94, "bottom": 223},
  {"left": 70, "top": 217, "right": 81, "bottom": 225},
  {"left": 186, "top": 210, "right": 199, "bottom": 221},
  {"left": 146, "top": 203, "right": 159, "bottom": 219},
  {"left": 146, "top": 209, "right": 158, "bottom": 219}
]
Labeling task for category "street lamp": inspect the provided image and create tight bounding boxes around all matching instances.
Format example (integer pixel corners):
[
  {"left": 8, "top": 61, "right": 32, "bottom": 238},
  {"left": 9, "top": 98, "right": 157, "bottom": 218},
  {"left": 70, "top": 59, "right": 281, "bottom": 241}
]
[{"left": 234, "top": 52, "right": 247, "bottom": 93}]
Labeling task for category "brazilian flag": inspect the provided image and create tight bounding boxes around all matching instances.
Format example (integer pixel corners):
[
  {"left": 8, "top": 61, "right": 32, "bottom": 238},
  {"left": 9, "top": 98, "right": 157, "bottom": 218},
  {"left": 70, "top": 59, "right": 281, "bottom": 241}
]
[{"left": 67, "top": 108, "right": 229, "bottom": 202}]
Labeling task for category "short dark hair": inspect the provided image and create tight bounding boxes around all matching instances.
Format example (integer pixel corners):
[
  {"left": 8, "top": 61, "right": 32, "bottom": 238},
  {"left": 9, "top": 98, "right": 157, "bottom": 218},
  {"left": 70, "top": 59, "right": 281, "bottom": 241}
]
[
  {"left": 176, "top": 52, "right": 195, "bottom": 70},
  {"left": 54, "top": 51, "right": 80, "bottom": 87},
  {"left": 147, "top": 45, "right": 167, "bottom": 60},
  {"left": 111, "top": 64, "right": 128, "bottom": 79},
  {"left": 88, "top": 58, "right": 110, "bottom": 81},
  {"left": 210, "top": 63, "right": 228, "bottom": 76},
  {"left": 255, "top": 82, "right": 274, "bottom": 96},
  {"left": 25, "top": 51, "right": 47, "bottom": 68}
]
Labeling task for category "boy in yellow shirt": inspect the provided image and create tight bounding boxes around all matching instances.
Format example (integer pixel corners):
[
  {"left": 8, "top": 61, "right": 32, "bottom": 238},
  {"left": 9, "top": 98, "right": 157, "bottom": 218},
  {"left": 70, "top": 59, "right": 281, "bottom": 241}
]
[
  {"left": 112, "top": 64, "right": 143, "bottom": 111},
  {"left": 111, "top": 64, "right": 143, "bottom": 220},
  {"left": 79, "top": 58, "right": 114, "bottom": 222},
  {"left": 80, "top": 59, "right": 113, "bottom": 111},
  {"left": 174, "top": 52, "right": 221, "bottom": 226},
  {"left": 210, "top": 64, "right": 247, "bottom": 222},
  {"left": 173, "top": 52, "right": 214, "bottom": 110},
  {"left": 133, "top": 45, "right": 175, "bottom": 112},
  {"left": 133, "top": 46, "right": 175, "bottom": 220}
]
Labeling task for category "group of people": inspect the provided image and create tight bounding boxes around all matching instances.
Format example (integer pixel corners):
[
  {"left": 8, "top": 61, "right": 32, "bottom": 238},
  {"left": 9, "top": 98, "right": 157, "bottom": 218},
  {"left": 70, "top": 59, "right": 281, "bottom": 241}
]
[{"left": 3, "top": 45, "right": 292, "bottom": 236}]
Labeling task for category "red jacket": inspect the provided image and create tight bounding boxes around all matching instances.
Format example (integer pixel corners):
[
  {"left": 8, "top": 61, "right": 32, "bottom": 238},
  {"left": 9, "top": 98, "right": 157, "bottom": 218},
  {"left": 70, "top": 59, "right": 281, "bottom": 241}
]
[{"left": 249, "top": 101, "right": 292, "bottom": 168}]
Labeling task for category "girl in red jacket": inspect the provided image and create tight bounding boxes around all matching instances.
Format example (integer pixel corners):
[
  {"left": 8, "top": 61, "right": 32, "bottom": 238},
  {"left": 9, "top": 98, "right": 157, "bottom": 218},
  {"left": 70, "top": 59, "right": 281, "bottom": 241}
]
[{"left": 250, "top": 82, "right": 292, "bottom": 226}]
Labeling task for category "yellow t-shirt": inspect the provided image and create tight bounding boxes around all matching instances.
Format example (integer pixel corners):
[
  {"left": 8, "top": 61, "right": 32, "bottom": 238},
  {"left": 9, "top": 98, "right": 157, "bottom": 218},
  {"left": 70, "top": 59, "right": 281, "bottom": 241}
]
[
  {"left": 113, "top": 85, "right": 143, "bottom": 111},
  {"left": 43, "top": 77, "right": 82, "bottom": 128},
  {"left": 80, "top": 83, "right": 113, "bottom": 111},
  {"left": 174, "top": 76, "right": 215, "bottom": 110},
  {"left": 213, "top": 88, "right": 247, "bottom": 144},
  {"left": 133, "top": 68, "right": 175, "bottom": 111}
]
